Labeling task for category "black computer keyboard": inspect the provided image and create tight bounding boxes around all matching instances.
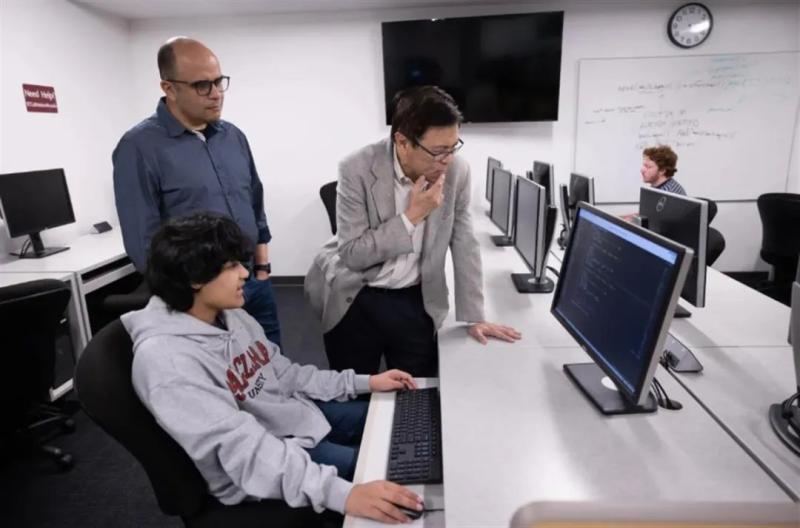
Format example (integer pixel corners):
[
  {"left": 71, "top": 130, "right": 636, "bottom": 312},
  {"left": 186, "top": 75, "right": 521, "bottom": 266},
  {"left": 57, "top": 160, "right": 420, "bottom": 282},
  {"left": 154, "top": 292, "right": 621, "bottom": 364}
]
[{"left": 387, "top": 388, "right": 443, "bottom": 484}]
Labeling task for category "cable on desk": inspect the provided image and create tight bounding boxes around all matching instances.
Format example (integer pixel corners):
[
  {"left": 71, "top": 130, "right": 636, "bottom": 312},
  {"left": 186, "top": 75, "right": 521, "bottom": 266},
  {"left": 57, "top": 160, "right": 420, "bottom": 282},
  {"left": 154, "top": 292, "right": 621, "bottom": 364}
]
[
  {"left": 781, "top": 391, "right": 800, "bottom": 437},
  {"left": 651, "top": 377, "right": 682, "bottom": 411},
  {"left": 19, "top": 238, "right": 32, "bottom": 257},
  {"left": 546, "top": 265, "right": 560, "bottom": 278}
]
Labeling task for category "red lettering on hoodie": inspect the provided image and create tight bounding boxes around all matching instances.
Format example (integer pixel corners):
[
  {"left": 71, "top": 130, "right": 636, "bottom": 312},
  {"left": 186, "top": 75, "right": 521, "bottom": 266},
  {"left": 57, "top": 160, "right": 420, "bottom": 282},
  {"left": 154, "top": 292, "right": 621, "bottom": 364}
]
[
  {"left": 226, "top": 370, "right": 247, "bottom": 401},
  {"left": 225, "top": 340, "right": 273, "bottom": 401}
]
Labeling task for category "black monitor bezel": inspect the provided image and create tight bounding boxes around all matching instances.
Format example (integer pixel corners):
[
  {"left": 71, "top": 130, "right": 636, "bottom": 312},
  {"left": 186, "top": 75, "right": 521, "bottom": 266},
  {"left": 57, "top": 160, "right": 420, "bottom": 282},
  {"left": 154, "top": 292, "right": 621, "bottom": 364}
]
[
  {"left": 532, "top": 160, "right": 554, "bottom": 207},
  {"left": 639, "top": 187, "right": 708, "bottom": 308},
  {"left": 513, "top": 176, "right": 546, "bottom": 276},
  {"left": 558, "top": 183, "right": 571, "bottom": 232},
  {"left": 567, "top": 172, "right": 595, "bottom": 223},
  {"left": 486, "top": 157, "right": 503, "bottom": 202},
  {"left": 0, "top": 168, "right": 76, "bottom": 238},
  {"left": 550, "top": 202, "right": 690, "bottom": 406},
  {"left": 489, "top": 167, "right": 514, "bottom": 236}
]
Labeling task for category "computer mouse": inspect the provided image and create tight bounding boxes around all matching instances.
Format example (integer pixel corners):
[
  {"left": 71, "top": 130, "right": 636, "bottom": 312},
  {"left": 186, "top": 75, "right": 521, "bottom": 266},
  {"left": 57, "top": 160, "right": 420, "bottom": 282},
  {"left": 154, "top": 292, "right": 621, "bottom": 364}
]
[{"left": 397, "top": 505, "right": 423, "bottom": 520}]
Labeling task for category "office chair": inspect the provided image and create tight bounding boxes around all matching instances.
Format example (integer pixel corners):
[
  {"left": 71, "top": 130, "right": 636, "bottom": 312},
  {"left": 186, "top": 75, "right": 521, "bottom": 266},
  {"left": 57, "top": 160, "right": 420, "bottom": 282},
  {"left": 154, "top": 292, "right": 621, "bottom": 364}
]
[
  {"left": 695, "top": 197, "right": 726, "bottom": 267},
  {"left": 101, "top": 277, "right": 151, "bottom": 315},
  {"left": 0, "top": 279, "right": 76, "bottom": 470},
  {"left": 75, "top": 320, "right": 341, "bottom": 528},
  {"left": 707, "top": 227, "right": 726, "bottom": 267},
  {"left": 319, "top": 181, "right": 338, "bottom": 235},
  {"left": 757, "top": 193, "right": 800, "bottom": 305}
]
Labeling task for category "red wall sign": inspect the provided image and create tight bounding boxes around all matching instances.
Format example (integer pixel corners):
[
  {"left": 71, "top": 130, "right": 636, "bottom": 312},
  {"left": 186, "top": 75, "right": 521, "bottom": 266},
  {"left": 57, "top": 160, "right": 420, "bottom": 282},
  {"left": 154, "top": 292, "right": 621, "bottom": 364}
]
[{"left": 22, "top": 84, "right": 58, "bottom": 113}]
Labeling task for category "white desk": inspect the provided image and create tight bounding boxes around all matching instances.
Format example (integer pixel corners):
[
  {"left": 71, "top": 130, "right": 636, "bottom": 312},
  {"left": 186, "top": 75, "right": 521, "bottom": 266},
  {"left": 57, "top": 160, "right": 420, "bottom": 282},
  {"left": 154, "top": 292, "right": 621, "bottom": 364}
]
[
  {"left": 344, "top": 378, "right": 445, "bottom": 528},
  {"left": 439, "top": 344, "right": 792, "bottom": 527},
  {"left": 669, "top": 346, "right": 800, "bottom": 501},
  {"left": 0, "top": 229, "right": 135, "bottom": 354},
  {"left": 345, "top": 205, "right": 798, "bottom": 527}
]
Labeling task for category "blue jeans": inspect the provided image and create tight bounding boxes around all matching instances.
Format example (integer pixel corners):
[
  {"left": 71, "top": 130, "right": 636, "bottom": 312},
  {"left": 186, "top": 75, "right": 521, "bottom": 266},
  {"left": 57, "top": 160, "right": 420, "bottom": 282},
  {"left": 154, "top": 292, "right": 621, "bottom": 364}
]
[
  {"left": 243, "top": 277, "right": 282, "bottom": 348},
  {"left": 305, "top": 400, "right": 369, "bottom": 480}
]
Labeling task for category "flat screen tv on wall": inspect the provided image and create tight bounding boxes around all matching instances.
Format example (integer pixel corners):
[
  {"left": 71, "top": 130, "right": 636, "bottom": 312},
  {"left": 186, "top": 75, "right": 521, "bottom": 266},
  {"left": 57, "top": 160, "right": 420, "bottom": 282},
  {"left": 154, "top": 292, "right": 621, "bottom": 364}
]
[{"left": 381, "top": 11, "right": 564, "bottom": 124}]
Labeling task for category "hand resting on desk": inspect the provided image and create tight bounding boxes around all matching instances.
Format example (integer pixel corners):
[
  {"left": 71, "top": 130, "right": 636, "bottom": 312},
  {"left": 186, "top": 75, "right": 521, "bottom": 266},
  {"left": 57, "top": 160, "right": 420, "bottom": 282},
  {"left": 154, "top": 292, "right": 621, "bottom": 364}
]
[
  {"left": 468, "top": 321, "right": 522, "bottom": 344},
  {"left": 369, "top": 369, "right": 418, "bottom": 392}
]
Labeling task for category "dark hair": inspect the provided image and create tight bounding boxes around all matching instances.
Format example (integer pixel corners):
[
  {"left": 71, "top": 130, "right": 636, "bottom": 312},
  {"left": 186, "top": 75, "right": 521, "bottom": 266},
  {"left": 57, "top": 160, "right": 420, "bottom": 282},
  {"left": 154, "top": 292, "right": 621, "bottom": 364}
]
[
  {"left": 643, "top": 145, "right": 678, "bottom": 178},
  {"left": 157, "top": 41, "right": 177, "bottom": 81},
  {"left": 390, "top": 85, "right": 463, "bottom": 140},
  {"left": 146, "top": 213, "right": 253, "bottom": 311}
]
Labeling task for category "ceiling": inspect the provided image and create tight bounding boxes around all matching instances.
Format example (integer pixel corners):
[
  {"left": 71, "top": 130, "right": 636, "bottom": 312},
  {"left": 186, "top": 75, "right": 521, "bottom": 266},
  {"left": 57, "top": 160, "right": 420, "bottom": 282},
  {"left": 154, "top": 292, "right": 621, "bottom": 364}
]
[{"left": 70, "top": 0, "right": 532, "bottom": 20}]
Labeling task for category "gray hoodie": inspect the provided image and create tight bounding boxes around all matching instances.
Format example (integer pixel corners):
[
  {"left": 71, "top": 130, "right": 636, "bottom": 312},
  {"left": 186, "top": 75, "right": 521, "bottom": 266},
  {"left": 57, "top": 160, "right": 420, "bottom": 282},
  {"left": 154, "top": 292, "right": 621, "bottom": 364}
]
[{"left": 122, "top": 296, "right": 372, "bottom": 513}]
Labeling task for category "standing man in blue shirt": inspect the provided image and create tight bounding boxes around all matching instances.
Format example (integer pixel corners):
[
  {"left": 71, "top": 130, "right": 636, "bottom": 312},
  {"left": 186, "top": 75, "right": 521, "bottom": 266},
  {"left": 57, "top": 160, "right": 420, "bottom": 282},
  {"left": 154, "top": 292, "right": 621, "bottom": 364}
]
[{"left": 113, "top": 37, "right": 281, "bottom": 347}]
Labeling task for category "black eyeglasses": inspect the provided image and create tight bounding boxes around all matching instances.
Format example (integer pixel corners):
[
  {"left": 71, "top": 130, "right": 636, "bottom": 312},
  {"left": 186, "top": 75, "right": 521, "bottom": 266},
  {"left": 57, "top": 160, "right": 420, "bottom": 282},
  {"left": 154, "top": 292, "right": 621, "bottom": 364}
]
[
  {"left": 413, "top": 137, "right": 464, "bottom": 162},
  {"left": 166, "top": 75, "right": 230, "bottom": 96}
]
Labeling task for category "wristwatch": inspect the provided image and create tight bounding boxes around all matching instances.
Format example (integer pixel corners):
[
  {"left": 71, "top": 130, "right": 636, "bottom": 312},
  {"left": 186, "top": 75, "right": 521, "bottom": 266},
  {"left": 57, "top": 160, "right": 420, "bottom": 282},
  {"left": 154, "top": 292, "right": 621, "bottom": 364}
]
[{"left": 253, "top": 263, "right": 271, "bottom": 274}]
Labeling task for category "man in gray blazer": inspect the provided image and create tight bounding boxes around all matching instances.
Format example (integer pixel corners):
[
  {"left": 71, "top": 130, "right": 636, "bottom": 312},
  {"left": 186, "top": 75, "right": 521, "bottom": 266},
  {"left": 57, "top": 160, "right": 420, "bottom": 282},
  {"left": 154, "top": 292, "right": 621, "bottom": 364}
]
[{"left": 305, "top": 86, "right": 520, "bottom": 376}]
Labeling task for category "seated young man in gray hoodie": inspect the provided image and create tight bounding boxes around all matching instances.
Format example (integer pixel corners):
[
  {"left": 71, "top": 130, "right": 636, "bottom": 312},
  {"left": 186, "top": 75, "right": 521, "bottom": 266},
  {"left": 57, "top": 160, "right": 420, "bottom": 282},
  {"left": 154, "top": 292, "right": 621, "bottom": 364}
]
[{"left": 123, "top": 212, "right": 425, "bottom": 523}]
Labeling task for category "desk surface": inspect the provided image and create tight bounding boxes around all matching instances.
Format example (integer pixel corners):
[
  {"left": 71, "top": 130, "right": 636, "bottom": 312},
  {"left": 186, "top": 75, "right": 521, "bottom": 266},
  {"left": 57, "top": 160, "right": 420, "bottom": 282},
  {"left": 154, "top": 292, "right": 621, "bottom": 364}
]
[
  {"left": 669, "top": 346, "right": 800, "bottom": 501},
  {"left": 345, "top": 378, "right": 445, "bottom": 528},
  {"left": 0, "top": 229, "right": 127, "bottom": 274},
  {"left": 0, "top": 270, "right": 73, "bottom": 287},
  {"left": 346, "top": 206, "right": 797, "bottom": 527},
  {"left": 438, "top": 344, "right": 793, "bottom": 527}
]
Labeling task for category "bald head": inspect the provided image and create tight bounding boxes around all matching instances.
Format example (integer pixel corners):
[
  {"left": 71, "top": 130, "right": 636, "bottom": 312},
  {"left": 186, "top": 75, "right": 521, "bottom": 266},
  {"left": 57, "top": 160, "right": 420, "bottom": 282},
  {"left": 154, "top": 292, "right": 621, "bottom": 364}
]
[
  {"left": 157, "top": 37, "right": 217, "bottom": 80},
  {"left": 158, "top": 37, "right": 225, "bottom": 129}
]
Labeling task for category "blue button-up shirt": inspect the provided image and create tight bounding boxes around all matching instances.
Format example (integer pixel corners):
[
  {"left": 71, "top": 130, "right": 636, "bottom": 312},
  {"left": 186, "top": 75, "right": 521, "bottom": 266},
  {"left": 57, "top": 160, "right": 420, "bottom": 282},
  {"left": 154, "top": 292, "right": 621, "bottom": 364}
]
[{"left": 113, "top": 98, "right": 270, "bottom": 271}]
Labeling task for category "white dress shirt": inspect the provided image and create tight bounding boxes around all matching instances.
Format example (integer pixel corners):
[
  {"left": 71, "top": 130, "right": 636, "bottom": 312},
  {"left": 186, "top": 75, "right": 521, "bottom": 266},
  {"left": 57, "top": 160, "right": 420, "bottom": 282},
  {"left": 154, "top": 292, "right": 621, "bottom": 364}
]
[{"left": 368, "top": 150, "right": 425, "bottom": 288}]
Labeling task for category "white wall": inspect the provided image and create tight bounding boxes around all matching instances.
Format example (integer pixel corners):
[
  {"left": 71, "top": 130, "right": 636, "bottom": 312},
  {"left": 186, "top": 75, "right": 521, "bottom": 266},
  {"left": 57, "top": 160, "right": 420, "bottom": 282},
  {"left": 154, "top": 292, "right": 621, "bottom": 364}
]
[
  {"left": 127, "top": 0, "right": 800, "bottom": 275},
  {"left": 3, "top": 1, "right": 796, "bottom": 272},
  {"left": 0, "top": 0, "right": 133, "bottom": 254}
]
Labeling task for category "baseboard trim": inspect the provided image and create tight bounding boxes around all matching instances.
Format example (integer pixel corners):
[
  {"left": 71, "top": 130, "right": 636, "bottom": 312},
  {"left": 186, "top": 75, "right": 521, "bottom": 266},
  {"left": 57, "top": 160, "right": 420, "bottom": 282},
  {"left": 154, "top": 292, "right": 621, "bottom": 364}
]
[
  {"left": 271, "top": 275, "right": 305, "bottom": 286},
  {"left": 724, "top": 271, "right": 768, "bottom": 282}
]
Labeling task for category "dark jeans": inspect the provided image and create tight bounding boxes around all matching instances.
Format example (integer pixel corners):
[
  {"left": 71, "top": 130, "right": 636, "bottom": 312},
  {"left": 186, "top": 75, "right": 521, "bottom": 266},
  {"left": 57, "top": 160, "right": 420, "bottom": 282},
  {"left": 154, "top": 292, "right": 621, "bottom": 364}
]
[
  {"left": 305, "top": 400, "right": 369, "bottom": 480},
  {"left": 323, "top": 285, "right": 438, "bottom": 377},
  {"left": 243, "top": 277, "right": 282, "bottom": 348}
]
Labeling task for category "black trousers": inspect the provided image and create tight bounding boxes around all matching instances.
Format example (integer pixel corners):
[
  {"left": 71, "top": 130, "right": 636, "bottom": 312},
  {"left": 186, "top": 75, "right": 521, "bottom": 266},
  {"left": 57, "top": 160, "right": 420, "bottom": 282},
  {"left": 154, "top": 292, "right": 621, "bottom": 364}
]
[{"left": 323, "top": 284, "right": 438, "bottom": 377}]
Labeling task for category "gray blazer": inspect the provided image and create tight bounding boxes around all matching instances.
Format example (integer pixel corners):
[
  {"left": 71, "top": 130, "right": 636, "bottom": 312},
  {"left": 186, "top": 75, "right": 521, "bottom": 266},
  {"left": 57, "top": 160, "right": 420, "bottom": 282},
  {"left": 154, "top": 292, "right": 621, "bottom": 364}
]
[{"left": 305, "top": 138, "right": 485, "bottom": 333}]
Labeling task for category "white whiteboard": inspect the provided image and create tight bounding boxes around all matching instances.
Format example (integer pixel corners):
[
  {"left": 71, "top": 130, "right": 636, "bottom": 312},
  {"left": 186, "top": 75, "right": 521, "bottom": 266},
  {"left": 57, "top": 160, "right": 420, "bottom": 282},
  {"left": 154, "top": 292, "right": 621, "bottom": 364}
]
[{"left": 574, "top": 52, "right": 800, "bottom": 203}]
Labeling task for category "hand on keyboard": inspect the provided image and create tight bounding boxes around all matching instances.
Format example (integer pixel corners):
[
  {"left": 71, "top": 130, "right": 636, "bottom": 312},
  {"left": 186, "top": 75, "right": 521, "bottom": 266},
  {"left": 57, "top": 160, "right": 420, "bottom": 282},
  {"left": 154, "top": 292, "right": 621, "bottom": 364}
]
[
  {"left": 345, "top": 480, "right": 424, "bottom": 523},
  {"left": 369, "top": 369, "right": 418, "bottom": 392}
]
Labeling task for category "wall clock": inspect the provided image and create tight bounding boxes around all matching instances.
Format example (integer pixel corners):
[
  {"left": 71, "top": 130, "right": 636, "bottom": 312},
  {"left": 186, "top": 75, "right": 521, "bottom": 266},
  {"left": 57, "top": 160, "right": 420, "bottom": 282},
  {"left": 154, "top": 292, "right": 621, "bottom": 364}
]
[{"left": 668, "top": 3, "right": 713, "bottom": 49}]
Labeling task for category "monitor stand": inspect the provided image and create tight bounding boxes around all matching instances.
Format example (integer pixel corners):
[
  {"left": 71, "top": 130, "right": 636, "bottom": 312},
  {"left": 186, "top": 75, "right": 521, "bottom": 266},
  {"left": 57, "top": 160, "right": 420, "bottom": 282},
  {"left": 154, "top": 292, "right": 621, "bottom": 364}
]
[
  {"left": 673, "top": 304, "right": 691, "bottom": 318},
  {"left": 563, "top": 363, "right": 657, "bottom": 415},
  {"left": 661, "top": 333, "right": 703, "bottom": 373},
  {"left": 511, "top": 273, "right": 554, "bottom": 294},
  {"left": 490, "top": 235, "right": 513, "bottom": 247},
  {"left": 769, "top": 403, "right": 800, "bottom": 456},
  {"left": 11, "top": 233, "right": 69, "bottom": 259}
]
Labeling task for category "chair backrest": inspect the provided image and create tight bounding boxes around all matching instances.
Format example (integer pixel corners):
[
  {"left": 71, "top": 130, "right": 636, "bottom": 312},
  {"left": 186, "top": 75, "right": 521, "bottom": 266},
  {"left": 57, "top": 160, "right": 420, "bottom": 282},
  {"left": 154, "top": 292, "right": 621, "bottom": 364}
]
[
  {"left": 706, "top": 227, "right": 726, "bottom": 267},
  {"left": 757, "top": 193, "right": 800, "bottom": 260},
  {"left": 319, "top": 181, "right": 338, "bottom": 235},
  {"left": 74, "top": 319, "right": 209, "bottom": 517},
  {"left": 694, "top": 196, "right": 718, "bottom": 223},
  {"left": 0, "top": 279, "right": 71, "bottom": 418}
]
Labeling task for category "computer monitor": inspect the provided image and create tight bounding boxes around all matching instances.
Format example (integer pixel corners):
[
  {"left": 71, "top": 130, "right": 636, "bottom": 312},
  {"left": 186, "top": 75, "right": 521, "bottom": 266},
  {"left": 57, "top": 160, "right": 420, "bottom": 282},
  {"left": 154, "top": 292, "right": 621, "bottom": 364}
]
[
  {"left": 769, "top": 280, "right": 800, "bottom": 455},
  {"left": 0, "top": 168, "right": 75, "bottom": 258},
  {"left": 485, "top": 157, "right": 503, "bottom": 203},
  {"left": 512, "top": 176, "right": 557, "bottom": 294},
  {"left": 551, "top": 203, "right": 692, "bottom": 415},
  {"left": 567, "top": 172, "right": 595, "bottom": 223},
  {"left": 489, "top": 168, "right": 515, "bottom": 247},
  {"left": 556, "top": 183, "right": 571, "bottom": 249},
  {"left": 531, "top": 161, "right": 554, "bottom": 207},
  {"left": 639, "top": 187, "right": 708, "bottom": 318}
]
